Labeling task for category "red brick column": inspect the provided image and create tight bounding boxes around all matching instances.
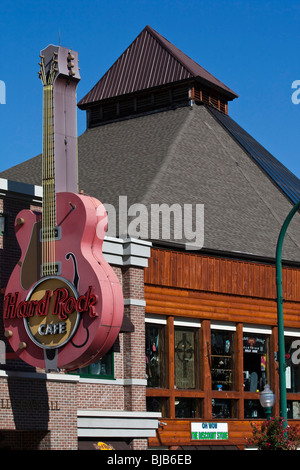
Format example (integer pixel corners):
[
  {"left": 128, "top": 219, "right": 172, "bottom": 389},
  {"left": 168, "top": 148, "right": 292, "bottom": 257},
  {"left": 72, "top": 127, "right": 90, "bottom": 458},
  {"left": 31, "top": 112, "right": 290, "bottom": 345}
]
[{"left": 122, "top": 267, "right": 146, "bottom": 412}]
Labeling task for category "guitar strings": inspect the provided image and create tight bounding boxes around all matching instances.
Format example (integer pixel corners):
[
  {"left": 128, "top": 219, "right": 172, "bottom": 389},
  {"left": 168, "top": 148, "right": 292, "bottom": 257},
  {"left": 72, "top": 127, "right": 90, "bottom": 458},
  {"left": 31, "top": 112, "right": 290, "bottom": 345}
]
[
  {"left": 50, "top": 81, "right": 55, "bottom": 274},
  {"left": 41, "top": 56, "right": 56, "bottom": 277}
]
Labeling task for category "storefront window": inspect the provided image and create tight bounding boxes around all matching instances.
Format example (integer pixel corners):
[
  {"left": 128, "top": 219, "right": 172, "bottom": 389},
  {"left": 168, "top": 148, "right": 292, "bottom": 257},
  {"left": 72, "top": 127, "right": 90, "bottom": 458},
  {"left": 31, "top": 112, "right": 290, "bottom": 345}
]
[
  {"left": 244, "top": 400, "right": 265, "bottom": 418},
  {"left": 78, "top": 351, "right": 113, "bottom": 378},
  {"left": 146, "top": 324, "right": 166, "bottom": 388},
  {"left": 147, "top": 397, "right": 169, "bottom": 417},
  {"left": 211, "top": 329, "right": 235, "bottom": 391},
  {"left": 287, "top": 400, "right": 300, "bottom": 419},
  {"left": 243, "top": 332, "right": 269, "bottom": 391},
  {"left": 175, "top": 398, "right": 202, "bottom": 418},
  {"left": 174, "top": 327, "right": 199, "bottom": 389},
  {"left": 212, "top": 399, "right": 237, "bottom": 418},
  {"left": 285, "top": 336, "right": 300, "bottom": 393}
]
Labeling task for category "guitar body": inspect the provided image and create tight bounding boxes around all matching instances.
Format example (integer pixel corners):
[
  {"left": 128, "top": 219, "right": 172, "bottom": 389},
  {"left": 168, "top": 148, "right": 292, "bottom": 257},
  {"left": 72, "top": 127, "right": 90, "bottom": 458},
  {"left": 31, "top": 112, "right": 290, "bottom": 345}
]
[{"left": 4, "top": 192, "right": 124, "bottom": 370}]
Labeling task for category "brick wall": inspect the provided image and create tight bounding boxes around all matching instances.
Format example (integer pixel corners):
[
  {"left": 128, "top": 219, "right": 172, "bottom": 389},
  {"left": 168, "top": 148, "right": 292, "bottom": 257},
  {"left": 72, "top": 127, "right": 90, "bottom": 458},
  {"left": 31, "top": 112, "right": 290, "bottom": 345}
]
[
  {"left": 0, "top": 193, "right": 41, "bottom": 371},
  {"left": 0, "top": 190, "right": 150, "bottom": 450},
  {"left": 0, "top": 375, "right": 78, "bottom": 450}
]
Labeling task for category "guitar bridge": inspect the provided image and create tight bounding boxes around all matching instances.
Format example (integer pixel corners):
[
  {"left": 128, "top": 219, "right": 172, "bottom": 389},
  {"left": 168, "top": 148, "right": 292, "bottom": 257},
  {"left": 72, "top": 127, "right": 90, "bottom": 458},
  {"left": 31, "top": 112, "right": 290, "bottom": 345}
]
[{"left": 41, "top": 262, "right": 61, "bottom": 277}]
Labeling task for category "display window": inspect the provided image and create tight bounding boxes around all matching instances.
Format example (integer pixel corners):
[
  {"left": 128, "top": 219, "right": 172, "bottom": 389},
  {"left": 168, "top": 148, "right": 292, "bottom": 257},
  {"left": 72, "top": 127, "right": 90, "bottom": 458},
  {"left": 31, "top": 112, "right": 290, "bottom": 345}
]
[
  {"left": 285, "top": 335, "right": 300, "bottom": 393},
  {"left": 145, "top": 320, "right": 300, "bottom": 421},
  {"left": 175, "top": 398, "right": 202, "bottom": 418},
  {"left": 243, "top": 331, "right": 270, "bottom": 392},
  {"left": 211, "top": 329, "right": 235, "bottom": 391},
  {"left": 287, "top": 400, "right": 300, "bottom": 419},
  {"left": 244, "top": 399, "right": 265, "bottom": 418},
  {"left": 174, "top": 327, "right": 199, "bottom": 389},
  {"left": 146, "top": 323, "right": 166, "bottom": 388},
  {"left": 146, "top": 397, "right": 169, "bottom": 416},
  {"left": 212, "top": 399, "right": 237, "bottom": 418}
]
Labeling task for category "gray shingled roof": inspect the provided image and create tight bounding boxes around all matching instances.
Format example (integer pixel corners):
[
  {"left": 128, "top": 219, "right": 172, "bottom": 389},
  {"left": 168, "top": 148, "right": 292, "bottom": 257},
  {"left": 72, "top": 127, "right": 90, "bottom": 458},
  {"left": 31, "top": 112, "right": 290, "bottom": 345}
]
[{"left": 1, "top": 104, "right": 300, "bottom": 262}]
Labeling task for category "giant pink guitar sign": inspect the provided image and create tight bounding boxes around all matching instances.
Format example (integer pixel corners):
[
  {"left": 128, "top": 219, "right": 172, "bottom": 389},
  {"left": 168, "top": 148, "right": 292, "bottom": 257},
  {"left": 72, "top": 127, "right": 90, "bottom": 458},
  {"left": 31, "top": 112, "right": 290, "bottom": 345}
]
[{"left": 3, "top": 45, "right": 124, "bottom": 370}]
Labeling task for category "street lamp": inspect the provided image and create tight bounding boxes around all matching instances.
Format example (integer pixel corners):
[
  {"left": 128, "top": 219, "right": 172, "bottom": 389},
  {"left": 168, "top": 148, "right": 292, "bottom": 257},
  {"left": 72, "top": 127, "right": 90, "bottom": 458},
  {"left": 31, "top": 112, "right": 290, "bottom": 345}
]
[
  {"left": 260, "top": 384, "right": 275, "bottom": 420},
  {"left": 275, "top": 199, "right": 300, "bottom": 427}
]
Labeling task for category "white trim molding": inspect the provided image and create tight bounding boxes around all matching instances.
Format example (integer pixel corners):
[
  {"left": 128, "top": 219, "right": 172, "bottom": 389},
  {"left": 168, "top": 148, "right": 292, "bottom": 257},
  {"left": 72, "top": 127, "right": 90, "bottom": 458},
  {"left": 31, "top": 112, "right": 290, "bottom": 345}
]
[
  {"left": 0, "top": 178, "right": 42, "bottom": 199},
  {"left": 103, "top": 236, "right": 152, "bottom": 267},
  {"left": 243, "top": 324, "right": 272, "bottom": 335},
  {"left": 124, "top": 298, "right": 146, "bottom": 307},
  {"left": 77, "top": 409, "right": 161, "bottom": 438},
  {"left": 78, "top": 377, "right": 147, "bottom": 386},
  {"left": 0, "top": 369, "right": 80, "bottom": 383}
]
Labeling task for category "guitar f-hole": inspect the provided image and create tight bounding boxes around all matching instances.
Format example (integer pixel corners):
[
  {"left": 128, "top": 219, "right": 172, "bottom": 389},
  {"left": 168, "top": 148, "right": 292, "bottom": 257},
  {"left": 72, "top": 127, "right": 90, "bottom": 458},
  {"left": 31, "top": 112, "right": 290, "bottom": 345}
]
[{"left": 65, "top": 252, "right": 79, "bottom": 290}]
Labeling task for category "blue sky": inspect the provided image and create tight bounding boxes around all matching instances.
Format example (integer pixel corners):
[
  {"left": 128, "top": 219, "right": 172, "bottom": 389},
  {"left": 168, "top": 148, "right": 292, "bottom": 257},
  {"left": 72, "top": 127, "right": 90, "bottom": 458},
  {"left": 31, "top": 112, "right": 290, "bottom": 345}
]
[{"left": 0, "top": 0, "right": 299, "bottom": 179}]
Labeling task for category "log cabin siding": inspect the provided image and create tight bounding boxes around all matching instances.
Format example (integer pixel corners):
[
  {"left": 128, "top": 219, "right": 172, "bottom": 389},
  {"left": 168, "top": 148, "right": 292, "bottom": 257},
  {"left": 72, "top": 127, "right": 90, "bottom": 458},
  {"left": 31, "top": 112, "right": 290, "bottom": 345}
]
[
  {"left": 148, "top": 418, "right": 300, "bottom": 448},
  {"left": 145, "top": 248, "right": 300, "bottom": 329},
  {"left": 145, "top": 248, "right": 300, "bottom": 448},
  {"left": 145, "top": 248, "right": 300, "bottom": 302}
]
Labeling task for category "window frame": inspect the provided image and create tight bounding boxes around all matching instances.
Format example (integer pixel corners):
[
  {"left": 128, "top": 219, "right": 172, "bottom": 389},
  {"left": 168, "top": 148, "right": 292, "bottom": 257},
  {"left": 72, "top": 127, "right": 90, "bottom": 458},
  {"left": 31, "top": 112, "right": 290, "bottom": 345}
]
[{"left": 72, "top": 350, "right": 114, "bottom": 380}]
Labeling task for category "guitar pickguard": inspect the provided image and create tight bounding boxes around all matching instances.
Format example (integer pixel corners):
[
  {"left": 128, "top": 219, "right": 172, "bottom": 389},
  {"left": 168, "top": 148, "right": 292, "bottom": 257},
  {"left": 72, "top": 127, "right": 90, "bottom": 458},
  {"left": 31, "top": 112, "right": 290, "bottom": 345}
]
[{"left": 21, "top": 219, "right": 42, "bottom": 290}]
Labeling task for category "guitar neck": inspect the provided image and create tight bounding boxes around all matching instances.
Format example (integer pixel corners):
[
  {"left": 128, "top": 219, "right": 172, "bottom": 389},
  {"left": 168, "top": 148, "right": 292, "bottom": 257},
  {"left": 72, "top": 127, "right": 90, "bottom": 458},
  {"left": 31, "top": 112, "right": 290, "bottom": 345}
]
[
  {"left": 42, "top": 84, "right": 56, "bottom": 231},
  {"left": 38, "top": 45, "right": 80, "bottom": 277},
  {"left": 41, "top": 83, "right": 57, "bottom": 276}
]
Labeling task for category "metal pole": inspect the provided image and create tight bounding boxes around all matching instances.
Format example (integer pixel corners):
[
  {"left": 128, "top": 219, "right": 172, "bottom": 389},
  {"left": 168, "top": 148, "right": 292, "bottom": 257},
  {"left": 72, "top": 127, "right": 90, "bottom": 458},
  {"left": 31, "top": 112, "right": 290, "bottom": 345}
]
[{"left": 275, "top": 199, "right": 300, "bottom": 426}]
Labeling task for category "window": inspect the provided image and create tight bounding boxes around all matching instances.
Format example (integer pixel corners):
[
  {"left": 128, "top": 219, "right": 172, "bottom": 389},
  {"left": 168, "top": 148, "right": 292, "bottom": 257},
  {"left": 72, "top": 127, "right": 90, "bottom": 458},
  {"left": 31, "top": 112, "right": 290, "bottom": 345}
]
[
  {"left": 78, "top": 351, "right": 114, "bottom": 379},
  {"left": 243, "top": 331, "right": 270, "bottom": 392},
  {"left": 212, "top": 399, "right": 237, "bottom": 418},
  {"left": 287, "top": 400, "right": 300, "bottom": 419},
  {"left": 244, "top": 400, "right": 265, "bottom": 419},
  {"left": 211, "top": 329, "right": 235, "bottom": 391},
  {"left": 285, "top": 335, "right": 300, "bottom": 393},
  {"left": 146, "top": 323, "right": 166, "bottom": 388},
  {"left": 0, "top": 214, "right": 6, "bottom": 235},
  {"left": 146, "top": 318, "right": 290, "bottom": 421},
  {"left": 175, "top": 398, "right": 202, "bottom": 418},
  {"left": 146, "top": 397, "right": 168, "bottom": 417},
  {"left": 174, "top": 327, "right": 199, "bottom": 389}
]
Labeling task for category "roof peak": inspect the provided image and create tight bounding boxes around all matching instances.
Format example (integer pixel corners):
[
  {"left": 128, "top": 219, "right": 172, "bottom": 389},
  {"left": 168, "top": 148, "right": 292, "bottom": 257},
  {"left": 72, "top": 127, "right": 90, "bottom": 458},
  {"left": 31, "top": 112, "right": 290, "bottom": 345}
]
[
  {"left": 144, "top": 25, "right": 237, "bottom": 95},
  {"left": 78, "top": 26, "right": 238, "bottom": 108}
]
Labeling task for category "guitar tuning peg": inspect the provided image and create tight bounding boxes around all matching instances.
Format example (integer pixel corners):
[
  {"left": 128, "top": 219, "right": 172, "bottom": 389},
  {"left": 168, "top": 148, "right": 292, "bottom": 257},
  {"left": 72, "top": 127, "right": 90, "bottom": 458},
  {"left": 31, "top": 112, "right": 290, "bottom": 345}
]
[
  {"left": 68, "top": 70, "right": 75, "bottom": 76},
  {"left": 39, "top": 54, "right": 44, "bottom": 59},
  {"left": 67, "top": 62, "right": 75, "bottom": 69}
]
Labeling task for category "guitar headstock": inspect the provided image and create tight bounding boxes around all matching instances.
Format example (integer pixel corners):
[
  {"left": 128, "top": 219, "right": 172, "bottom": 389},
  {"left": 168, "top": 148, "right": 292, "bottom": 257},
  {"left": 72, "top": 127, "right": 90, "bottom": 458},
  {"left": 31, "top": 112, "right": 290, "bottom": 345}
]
[{"left": 38, "top": 44, "right": 80, "bottom": 86}]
